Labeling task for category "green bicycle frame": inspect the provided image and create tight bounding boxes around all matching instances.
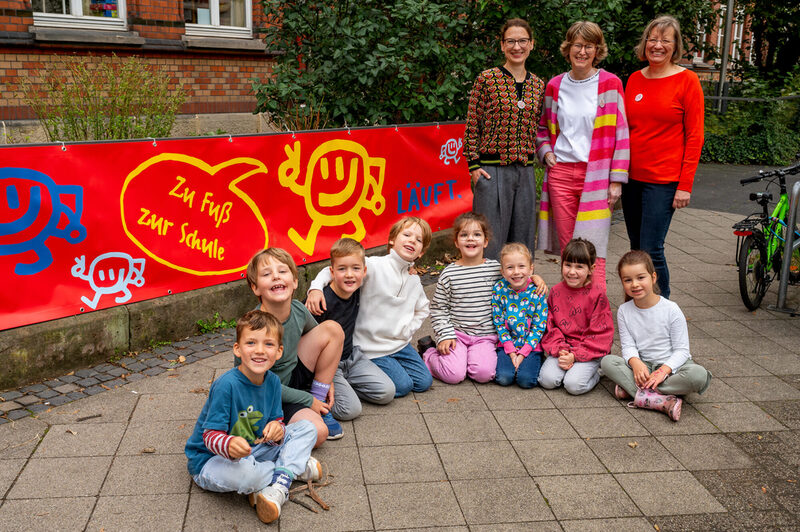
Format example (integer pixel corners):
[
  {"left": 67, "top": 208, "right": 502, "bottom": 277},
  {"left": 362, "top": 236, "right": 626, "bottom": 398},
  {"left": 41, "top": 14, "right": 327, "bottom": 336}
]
[{"left": 762, "top": 193, "right": 790, "bottom": 272}]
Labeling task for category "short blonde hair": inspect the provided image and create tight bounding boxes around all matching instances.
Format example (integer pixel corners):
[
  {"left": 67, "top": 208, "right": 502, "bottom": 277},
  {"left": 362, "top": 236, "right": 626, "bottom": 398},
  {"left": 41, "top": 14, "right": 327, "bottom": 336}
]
[
  {"left": 499, "top": 242, "right": 533, "bottom": 266},
  {"left": 387, "top": 217, "right": 433, "bottom": 255},
  {"left": 560, "top": 21, "right": 608, "bottom": 66},
  {"left": 634, "top": 15, "right": 684, "bottom": 63},
  {"left": 330, "top": 237, "right": 365, "bottom": 264},
  {"left": 246, "top": 248, "right": 298, "bottom": 288}
]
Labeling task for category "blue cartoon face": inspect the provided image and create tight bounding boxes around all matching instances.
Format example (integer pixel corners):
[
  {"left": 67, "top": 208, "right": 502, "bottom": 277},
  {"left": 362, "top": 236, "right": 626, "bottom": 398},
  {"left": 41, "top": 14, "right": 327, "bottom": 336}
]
[{"left": 1, "top": 168, "right": 86, "bottom": 275}]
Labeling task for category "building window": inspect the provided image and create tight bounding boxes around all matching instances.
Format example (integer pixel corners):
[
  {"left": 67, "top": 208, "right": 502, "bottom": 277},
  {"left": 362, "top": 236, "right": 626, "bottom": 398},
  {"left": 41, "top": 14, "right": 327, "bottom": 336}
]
[
  {"left": 33, "top": 0, "right": 127, "bottom": 30},
  {"left": 184, "top": 0, "right": 252, "bottom": 38}
]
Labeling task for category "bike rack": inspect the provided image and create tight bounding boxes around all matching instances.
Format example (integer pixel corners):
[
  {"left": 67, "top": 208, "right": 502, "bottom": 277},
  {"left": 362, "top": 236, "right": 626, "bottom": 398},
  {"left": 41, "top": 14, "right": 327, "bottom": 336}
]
[{"left": 768, "top": 180, "right": 800, "bottom": 315}]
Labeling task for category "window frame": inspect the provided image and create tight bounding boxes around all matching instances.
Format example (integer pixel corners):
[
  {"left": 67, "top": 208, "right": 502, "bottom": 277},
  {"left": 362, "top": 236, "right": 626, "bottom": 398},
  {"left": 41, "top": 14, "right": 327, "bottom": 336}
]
[
  {"left": 184, "top": 0, "right": 253, "bottom": 39},
  {"left": 33, "top": 0, "right": 128, "bottom": 31}
]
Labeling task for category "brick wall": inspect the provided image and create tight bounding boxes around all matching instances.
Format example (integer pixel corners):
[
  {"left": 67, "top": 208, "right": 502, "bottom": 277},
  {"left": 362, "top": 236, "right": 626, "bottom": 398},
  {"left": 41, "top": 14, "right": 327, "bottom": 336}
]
[
  {"left": 0, "top": 49, "right": 274, "bottom": 120},
  {"left": 0, "top": 1, "right": 276, "bottom": 122}
]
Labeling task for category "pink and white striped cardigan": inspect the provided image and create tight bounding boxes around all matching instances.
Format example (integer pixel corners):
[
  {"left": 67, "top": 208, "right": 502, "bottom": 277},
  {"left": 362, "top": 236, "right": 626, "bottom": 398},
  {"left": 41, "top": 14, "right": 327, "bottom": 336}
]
[{"left": 535, "top": 69, "right": 630, "bottom": 260}]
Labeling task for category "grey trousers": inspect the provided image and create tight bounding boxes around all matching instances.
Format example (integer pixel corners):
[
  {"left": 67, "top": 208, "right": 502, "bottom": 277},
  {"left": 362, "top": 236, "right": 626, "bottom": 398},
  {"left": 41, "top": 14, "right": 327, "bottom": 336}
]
[
  {"left": 472, "top": 164, "right": 538, "bottom": 260},
  {"left": 600, "top": 355, "right": 712, "bottom": 398},
  {"left": 331, "top": 346, "right": 396, "bottom": 421},
  {"left": 538, "top": 356, "right": 601, "bottom": 395}
]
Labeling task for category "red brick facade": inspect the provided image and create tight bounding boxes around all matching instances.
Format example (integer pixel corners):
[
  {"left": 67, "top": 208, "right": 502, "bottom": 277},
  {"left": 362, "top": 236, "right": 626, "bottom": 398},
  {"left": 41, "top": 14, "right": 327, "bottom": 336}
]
[{"left": 0, "top": 0, "right": 274, "bottom": 121}]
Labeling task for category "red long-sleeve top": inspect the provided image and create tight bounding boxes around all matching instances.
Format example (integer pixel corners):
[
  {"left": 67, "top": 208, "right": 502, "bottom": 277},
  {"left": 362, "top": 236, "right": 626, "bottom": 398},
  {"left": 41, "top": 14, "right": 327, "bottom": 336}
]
[
  {"left": 624, "top": 69, "right": 704, "bottom": 192},
  {"left": 540, "top": 281, "right": 614, "bottom": 362}
]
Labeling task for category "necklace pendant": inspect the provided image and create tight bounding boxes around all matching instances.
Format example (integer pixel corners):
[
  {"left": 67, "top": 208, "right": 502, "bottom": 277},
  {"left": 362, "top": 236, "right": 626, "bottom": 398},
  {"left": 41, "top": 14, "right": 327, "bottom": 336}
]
[{"left": 516, "top": 100, "right": 526, "bottom": 109}]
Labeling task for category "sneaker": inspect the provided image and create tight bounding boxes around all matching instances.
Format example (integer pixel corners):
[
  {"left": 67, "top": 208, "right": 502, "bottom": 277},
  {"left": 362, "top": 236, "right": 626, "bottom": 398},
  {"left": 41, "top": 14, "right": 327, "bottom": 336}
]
[
  {"left": 297, "top": 456, "right": 323, "bottom": 482},
  {"left": 253, "top": 484, "right": 288, "bottom": 524},
  {"left": 417, "top": 335, "right": 435, "bottom": 355},
  {"left": 322, "top": 412, "right": 344, "bottom": 440}
]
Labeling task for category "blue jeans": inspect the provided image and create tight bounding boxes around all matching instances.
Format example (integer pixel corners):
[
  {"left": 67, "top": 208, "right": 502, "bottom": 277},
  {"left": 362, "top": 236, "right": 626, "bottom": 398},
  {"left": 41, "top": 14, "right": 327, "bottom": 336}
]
[
  {"left": 192, "top": 419, "right": 317, "bottom": 494},
  {"left": 621, "top": 180, "right": 678, "bottom": 298},
  {"left": 372, "top": 344, "right": 433, "bottom": 397},
  {"left": 495, "top": 349, "right": 542, "bottom": 389}
]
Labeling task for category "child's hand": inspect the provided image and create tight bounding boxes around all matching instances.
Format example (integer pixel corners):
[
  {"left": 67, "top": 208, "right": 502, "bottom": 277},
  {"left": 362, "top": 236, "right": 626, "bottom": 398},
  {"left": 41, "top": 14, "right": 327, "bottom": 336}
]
[
  {"left": 326, "top": 382, "right": 335, "bottom": 407},
  {"left": 643, "top": 365, "right": 671, "bottom": 390},
  {"left": 310, "top": 397, "right": 330, "bottom": 415},
  {"left": 512, "top": 354, "right": 523, "bottom": 370},
  {"left": 557, "top": 351, "right": 575, "bottom": 370},
  {"left": 305, "top": 290, "right": 326, "bottom": 315},
  {"left": 437, "top": 339, "right": 456, "bottom": 355},
  {"left": 227, "top": 436, "right": 251, "bottom": 459},
  {"left": 261, "top": 420, "right": 285, "bottom": 443},
  {"left": 629, "top": 358, "right": 650, "bottom": 388},
  {"left": 531, "top": 274, "right": 548, "bottom": 296}
]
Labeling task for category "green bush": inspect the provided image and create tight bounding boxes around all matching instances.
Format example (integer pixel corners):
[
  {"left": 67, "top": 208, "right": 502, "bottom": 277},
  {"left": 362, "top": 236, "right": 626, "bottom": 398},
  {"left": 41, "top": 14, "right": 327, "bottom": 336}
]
[
  {"left": 702, "top": 68, "right": 800, "bottom": 165},
  {"left": 20, "top": 54, "right": 186, "bottom": 141},
  {"left": 254, "top": 0, "right": 714, "bottom": 128}
]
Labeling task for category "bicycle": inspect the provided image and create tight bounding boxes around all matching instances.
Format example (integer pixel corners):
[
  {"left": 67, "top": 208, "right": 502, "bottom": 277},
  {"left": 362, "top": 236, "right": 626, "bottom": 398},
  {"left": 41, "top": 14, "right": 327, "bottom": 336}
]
[{"left": 733, "top": 159, "right": 800, "bottom": 310}]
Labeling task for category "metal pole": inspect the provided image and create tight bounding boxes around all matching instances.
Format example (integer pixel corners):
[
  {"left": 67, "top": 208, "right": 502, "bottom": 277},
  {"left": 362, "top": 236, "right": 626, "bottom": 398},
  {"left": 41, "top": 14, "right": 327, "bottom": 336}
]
[
  {"left": 716, "top": 0, "right": 735, "bottom": 113},
  {"left": 769, "top": 180, "right": 800, "bottom": 314}
]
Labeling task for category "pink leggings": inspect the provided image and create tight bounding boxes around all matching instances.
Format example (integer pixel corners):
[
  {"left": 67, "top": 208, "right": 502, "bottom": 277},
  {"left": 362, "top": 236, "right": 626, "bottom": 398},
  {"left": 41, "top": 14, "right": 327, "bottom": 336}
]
[
  {"left": 547, "top": 161, "right": 606, "bottom": 288},
  {"left": 423, "top": 330, "right": 498, "bottom": 384}
]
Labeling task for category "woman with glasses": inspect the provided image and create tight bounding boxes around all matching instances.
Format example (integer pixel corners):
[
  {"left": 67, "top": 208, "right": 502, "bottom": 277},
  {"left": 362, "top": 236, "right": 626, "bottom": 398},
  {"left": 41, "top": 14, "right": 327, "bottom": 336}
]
[
  {"left": 535, "top": 21, "right": 629, "bottom": 290},
  {"left": 464, "top": 18, "right": 545, "bottom": 260},
  {"left": 622, "top": 15, "right": 704, "bottom": 298}
]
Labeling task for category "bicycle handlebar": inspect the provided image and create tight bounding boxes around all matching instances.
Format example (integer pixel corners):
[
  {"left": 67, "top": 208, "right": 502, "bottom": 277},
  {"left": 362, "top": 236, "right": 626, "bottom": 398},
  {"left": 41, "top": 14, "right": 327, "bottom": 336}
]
[{"left": 740, "top": 160, "right": 800, "bottom": 185}]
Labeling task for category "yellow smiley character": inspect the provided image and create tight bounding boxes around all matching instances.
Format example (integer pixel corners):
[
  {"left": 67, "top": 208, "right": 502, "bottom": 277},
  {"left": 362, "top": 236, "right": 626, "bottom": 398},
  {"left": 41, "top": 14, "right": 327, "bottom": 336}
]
[{"left": 278, "top": 139, "right": 386, "bottom": 255}]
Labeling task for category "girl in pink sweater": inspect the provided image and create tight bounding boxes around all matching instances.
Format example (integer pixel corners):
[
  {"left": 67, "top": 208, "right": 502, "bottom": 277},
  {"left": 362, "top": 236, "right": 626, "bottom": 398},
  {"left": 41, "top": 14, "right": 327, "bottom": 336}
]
[{"left": 538, "top": 238, "right": 614, "bottom": 394}]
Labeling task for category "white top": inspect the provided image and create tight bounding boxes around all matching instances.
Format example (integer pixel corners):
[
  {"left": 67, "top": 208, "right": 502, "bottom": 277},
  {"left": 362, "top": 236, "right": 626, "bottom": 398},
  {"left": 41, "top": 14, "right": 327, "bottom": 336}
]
[
  {"left": 553, "top": 70, "right": 599, "bottom": 163},
  {"left": 617, "top": 296, "right": 691, "bottom": 373},
  {"left": 309, "top": 250, "right": 430, "bottom": 358},
  {"left": 430, "top": 260, "right": 501, "bottom": 342}
]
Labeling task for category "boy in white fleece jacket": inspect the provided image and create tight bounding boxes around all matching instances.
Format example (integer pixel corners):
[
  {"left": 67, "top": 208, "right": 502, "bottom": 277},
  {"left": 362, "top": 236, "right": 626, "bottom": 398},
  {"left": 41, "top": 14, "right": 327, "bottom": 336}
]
[{"left": 306, "top": 217, "right": 433, "bottom": 397}]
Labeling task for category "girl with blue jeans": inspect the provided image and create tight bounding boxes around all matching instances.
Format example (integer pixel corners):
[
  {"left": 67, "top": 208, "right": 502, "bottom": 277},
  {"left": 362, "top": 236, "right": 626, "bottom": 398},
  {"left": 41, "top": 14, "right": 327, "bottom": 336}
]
[{"left": 492, "top": 243, "right": 548, "bottom": 388}]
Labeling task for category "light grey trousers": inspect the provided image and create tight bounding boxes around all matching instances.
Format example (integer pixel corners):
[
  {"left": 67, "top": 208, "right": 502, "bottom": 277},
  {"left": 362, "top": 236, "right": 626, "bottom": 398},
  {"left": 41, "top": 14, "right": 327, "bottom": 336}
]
[
  {"left": 331, "top": 346, "right": 395, "bottom": 421},
  {"left": 600, "top": 355, "right": 712, "bottom": 398},
  {"left": 538, "top": 356, "right": 601, "bottom": 395},
  {"left": 472, "top": 164, "right": 538, "bottom": 260}
]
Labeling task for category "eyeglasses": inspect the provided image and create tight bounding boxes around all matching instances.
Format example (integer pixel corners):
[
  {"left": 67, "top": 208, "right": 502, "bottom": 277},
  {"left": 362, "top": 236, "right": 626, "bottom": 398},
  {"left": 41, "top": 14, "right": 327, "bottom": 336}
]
[
  {"left": 646, "top": 38, "right": 674, "bottom": 46},
  {"left": 571, "top": 43, "right": 596, "bottom": 52},
  {"left": 503, "top": 38, "right": 531, "bottom": 47}
]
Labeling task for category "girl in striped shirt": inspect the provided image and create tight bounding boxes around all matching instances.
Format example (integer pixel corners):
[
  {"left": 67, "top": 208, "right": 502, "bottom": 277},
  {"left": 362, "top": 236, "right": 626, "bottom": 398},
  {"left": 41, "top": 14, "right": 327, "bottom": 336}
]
[{"left": 422, "top": 212, "right": 545, "bottom": 384}]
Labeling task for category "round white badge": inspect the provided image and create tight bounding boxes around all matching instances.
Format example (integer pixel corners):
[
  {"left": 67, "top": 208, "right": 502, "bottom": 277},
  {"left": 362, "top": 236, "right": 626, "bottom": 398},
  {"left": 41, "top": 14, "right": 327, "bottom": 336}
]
[
  {"left": 635, "top": 93, "right": 643, "bottom": 102},
  {"left": 517, "top": 100, "right": 526, "bottom": 109}
]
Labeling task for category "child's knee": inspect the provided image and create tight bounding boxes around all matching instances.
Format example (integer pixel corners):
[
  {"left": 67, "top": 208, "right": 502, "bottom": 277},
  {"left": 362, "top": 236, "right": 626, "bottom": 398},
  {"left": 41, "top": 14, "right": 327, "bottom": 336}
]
[
  {"left": 319, "top": 320, "right": 345, "bottom": 345},
  {"left": 413, "top": 370, "right": 433, "bottom": 393},
  {"left": 393, "top": 375, "right": 414, "bottom": 397},
  {"left": 515, "top": 371, "right": 539, "bottom": 389},
  {"left": 537, "top": 367, "right": 562, "bottom": 389},
  {"left": 563, "top": 378, "right": 592, "bottom": 395},
  {"left": 468, "top": 364, "right": 495, "bottom": 383},
  {"left": 687, "top": 365, "right": 713, "bottom": 394},
  {"left": 495, "top": 369, "right": 514, "bottom": 386},
  {"left": 332, "top": 400, "right": 361, "bottom": 421}
]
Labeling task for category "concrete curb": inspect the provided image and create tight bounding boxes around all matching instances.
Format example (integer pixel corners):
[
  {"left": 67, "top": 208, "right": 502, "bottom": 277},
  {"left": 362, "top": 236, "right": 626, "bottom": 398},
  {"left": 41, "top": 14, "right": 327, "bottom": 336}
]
[{"left": 0, "top": 230, "right": 454, "bottom": 390}]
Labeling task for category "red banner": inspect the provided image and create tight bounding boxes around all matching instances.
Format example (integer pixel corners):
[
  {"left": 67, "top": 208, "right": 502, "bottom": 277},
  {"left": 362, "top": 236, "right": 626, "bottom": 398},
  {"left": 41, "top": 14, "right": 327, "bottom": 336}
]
[{"left": 1, "top": 123, "right": 470, "bottom": 330}]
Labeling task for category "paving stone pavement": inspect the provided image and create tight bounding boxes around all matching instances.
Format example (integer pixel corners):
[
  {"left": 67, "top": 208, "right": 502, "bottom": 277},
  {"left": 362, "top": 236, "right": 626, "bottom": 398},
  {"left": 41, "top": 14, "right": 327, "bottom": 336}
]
[{"left": 1, "top": 206, "right": 800, "bottom": 531}]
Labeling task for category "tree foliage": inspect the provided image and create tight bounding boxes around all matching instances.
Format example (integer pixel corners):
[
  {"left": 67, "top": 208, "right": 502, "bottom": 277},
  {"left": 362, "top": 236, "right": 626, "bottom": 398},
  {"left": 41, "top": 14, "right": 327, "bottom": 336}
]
[
  {"left": 253, "top": 0, "right": 715, "bottom": 128},
  {"left": 742, "top": 0, "right": 799, "bottom": 81}
]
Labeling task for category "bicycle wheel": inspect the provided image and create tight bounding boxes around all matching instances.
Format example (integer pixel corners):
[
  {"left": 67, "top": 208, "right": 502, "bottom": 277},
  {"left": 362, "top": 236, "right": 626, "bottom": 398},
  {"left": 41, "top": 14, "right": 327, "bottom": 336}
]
[{"left": 738, "top": 234, "right": 770, "bottom": 310}]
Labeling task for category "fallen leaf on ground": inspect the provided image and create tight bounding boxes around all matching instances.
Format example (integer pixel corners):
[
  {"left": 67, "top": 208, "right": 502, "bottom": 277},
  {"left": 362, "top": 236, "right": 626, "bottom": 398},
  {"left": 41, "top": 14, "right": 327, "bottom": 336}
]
[
  {"left": 65, "top": 429, "right": 77, "bottom": 435},
  {"left": 654, "top": 525, "right": 660, "bottom": 531},
  {"left": 757, "top": 434, "right": 763, "bottom": 440},
  {"left": 168, "top": 374, "right": 180, "bottom": 378},
  {"left": 762, "top": 486, "right": 767, "bottom": 493},
  {"left": 178, "top": 355, "right": 186, "bottom": 363},
  {"left": 787, "top": 479, "right": 797, "bottom": 483},
  {"left": 189, "top": 388, "right": 208, "bottom": 394},
  {"left": 141, "top": 447, "right": 156, "bottom": 453},
  {"left": 100, "top": 384, "right": 110, "bottom": 390},
  {"left": 446, "top": 397, "right": 461, "bottom": 403},
  {"left": 628, "top": 441, "right": 639, "bottom": 449}
]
